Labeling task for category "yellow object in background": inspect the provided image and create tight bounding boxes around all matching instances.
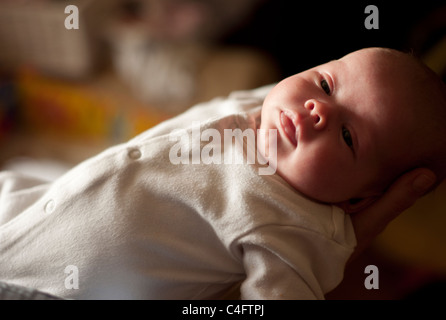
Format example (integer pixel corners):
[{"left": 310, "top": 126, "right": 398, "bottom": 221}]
[{"left": 16, "top": 68, "right": 171, "bottom": 144}]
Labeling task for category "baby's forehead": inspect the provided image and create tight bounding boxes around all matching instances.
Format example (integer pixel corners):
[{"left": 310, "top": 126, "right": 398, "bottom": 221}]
[
  {"left": 335, "top": 49, "right": 426, "bottom": 102},
  {"left": 340, "top": 48, "right": 424, "bottom": 83},
  {"left": 340, "top": 48, "right": 406, "bottom": 66}
]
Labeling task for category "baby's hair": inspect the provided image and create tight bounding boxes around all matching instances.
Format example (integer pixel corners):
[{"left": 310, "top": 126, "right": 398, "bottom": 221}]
[{"left": 384, "top": 48, "right": 446, "bottom": 187}]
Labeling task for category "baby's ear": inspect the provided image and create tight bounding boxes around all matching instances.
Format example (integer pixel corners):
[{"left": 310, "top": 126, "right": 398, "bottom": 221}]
[{"left": 335, "top": 196, "right": 380, "bottom": 214}]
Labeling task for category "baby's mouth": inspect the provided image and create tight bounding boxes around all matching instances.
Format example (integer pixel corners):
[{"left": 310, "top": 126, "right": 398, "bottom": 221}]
[{"left": 280, "top": 111, "right": 298, "bottom": 146}]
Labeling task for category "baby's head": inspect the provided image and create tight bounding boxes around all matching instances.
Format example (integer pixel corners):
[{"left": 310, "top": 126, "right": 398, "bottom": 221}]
[{"left": 258, "top": 47, "right": 446, "bottom": 212}]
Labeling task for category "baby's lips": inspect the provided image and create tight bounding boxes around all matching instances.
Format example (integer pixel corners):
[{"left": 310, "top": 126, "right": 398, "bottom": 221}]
[{"left": 280, "top": 111, "right": 298, "bottom": 146}]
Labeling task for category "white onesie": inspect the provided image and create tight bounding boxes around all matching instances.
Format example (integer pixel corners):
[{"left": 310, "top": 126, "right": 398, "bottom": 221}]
[{"left": 0, "top": 85, "right": 356, "bottom": 299}]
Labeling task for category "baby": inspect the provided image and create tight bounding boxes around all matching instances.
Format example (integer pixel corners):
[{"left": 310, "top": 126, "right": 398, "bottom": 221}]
[
  {"left": 259, "top": 47, "right": 446, "bottom": 213},
  {"left": 0, "top": 47, "right": 445, "bottom": 300}
]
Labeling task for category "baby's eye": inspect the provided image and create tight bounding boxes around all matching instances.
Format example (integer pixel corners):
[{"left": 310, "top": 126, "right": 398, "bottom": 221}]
[
  {"left": 321, "top": 79, "right": 331, "bottom": 95},
  {"left": 342, "top": 127, "right": 353, "bottom": 149}
]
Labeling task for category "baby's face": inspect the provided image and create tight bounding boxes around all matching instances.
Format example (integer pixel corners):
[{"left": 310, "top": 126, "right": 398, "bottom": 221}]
[{"left": 258, "top": 48, "right": 416, "bottom": 208}]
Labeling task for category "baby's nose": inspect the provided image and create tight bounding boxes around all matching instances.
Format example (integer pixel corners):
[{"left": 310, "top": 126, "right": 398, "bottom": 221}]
[{"left": 304, "top": 100, "right": 327, "bottom": 130}]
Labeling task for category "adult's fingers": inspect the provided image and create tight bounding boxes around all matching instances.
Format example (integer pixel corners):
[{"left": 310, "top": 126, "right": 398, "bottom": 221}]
[{"left": 350, "top": 168, "right": 436, "bottom": 260}]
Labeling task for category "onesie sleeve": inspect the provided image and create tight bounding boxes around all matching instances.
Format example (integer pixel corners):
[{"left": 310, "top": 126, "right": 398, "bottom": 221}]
[
  {"left": 238, "top": 221, "right": 356, "bottom": 300},
  {"left": 240, "top": 244, "right": 320, "bottom": 299}
]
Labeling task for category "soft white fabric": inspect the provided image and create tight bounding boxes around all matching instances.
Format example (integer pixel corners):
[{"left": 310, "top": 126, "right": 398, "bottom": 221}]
[{"left": 0, "top": 85, "right": 356, "bottom": 299}]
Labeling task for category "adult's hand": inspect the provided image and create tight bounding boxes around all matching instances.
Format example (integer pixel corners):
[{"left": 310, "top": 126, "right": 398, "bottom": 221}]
[{"left": 349, "top": 168, "right": 437, "bottom": 261}]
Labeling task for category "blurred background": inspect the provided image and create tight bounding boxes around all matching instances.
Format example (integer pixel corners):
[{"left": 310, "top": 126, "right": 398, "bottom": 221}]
[{"left": 0, "top": 0, "right": 445, "bottom": 299}]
